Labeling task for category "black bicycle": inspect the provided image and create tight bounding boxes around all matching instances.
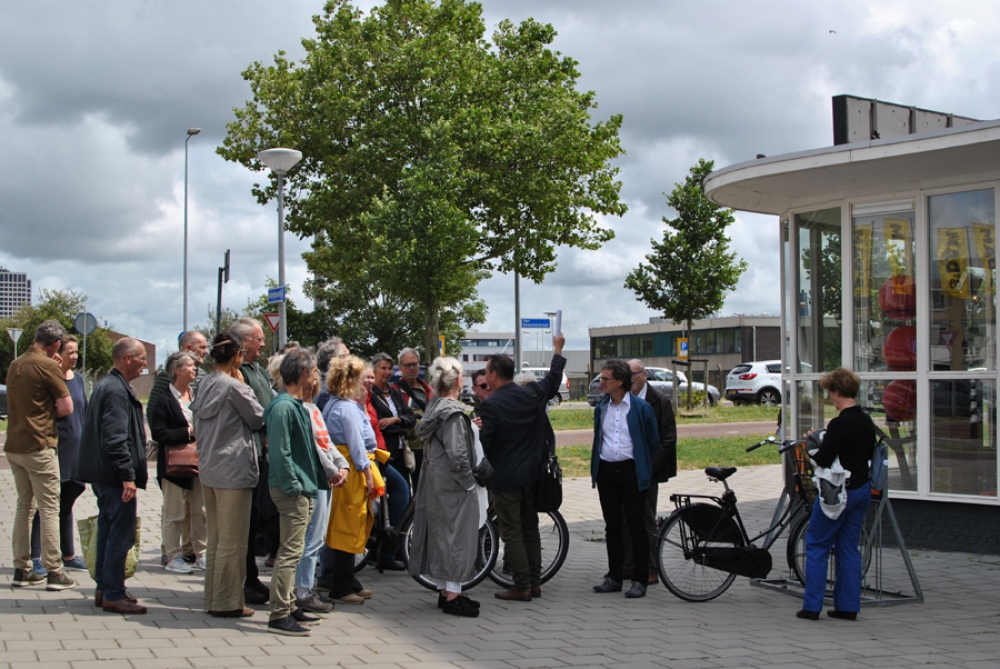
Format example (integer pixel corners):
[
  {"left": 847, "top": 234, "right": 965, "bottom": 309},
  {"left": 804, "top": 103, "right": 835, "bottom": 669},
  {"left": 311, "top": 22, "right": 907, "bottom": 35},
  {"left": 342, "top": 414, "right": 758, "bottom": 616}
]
[{"left": 655, "top": 437, "right": 871, "bottom": 601}]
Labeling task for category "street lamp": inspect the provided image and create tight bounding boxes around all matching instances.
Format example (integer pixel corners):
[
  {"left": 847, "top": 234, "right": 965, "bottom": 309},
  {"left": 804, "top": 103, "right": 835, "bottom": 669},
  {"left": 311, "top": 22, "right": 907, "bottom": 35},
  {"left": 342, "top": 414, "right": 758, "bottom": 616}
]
[
  {"left": 183, "top": 127, "right": 201, "bottom": 333},
  {"left": 257, "top": 147, "right": 302, "bottom": 347}
]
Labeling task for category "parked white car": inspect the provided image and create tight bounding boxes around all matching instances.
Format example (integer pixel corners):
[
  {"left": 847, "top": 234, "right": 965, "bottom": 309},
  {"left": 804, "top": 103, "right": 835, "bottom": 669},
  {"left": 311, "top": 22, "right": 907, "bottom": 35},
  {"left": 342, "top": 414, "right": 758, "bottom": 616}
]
[
  {"left": 645, "top": 367, "right": 721, "bottom": 405},
  {"left": 725, "top": 360, "right": 782, "bottom": 406},
  {"left": 520, "top": 367, "right": 571, "bottom": 404}
]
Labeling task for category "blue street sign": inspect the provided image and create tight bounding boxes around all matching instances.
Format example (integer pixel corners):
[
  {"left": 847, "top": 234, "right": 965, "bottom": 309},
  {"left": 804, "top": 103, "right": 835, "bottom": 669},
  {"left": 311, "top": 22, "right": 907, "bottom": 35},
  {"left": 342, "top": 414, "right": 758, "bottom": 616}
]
[
  {"left": 267, "top": 286, "right": 286, "bottom": 304},
  {"left": 520, "top": 318, "right": 551, "bottom": 329}
]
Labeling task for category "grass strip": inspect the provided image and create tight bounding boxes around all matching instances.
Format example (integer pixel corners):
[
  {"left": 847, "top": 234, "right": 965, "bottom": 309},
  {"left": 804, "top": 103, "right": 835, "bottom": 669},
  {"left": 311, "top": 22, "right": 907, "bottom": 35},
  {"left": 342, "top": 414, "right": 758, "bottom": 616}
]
[{"left": 549, "top": 403, "right": 781, "bottom": 431}]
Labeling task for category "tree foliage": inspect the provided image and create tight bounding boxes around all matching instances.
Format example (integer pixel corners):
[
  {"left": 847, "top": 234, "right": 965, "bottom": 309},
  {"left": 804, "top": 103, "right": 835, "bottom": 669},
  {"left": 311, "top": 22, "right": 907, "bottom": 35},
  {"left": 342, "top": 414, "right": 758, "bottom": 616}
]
[
  {"left": 625, "top": 158, "right": 747, "bottom": 402},
  {"left": 218, "top": 0, "right": 627, "bottom": 361},
  {"left": 0, "top": 289, "right": 114, "bottom": 384}
]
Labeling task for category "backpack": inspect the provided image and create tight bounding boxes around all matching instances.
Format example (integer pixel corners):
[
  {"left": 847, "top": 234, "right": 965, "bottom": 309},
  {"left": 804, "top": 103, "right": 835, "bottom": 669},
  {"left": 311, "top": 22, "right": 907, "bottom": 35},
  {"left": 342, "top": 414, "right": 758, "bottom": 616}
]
[{"left": 870, "top": 434, "right": 889, "bottom": 492}]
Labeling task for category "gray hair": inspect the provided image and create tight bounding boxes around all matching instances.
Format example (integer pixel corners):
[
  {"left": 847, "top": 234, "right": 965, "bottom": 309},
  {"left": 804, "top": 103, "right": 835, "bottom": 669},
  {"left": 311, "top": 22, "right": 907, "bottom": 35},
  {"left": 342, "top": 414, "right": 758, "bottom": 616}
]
[
  {"left": 280, "top": 348, "right": 316, "bottom": 386},
  {"left": 317, "top": 337, "right": 345, "bottom": 373},
  {"left": 231, "top": 317, "right": 261, "bottom": 340},
  {"left": 427, "top": 356, "right": 462, "bottom": 395},
  {"left": 179, "top": 331, "right": 206, "bottom": 349},
  {"left": 513, "top": 372, "right": 535, "bottom": 387},
  {"left": 397, "top": 347, "right": 420, "bottom": 364},
  {"left": 267, "top": 353, "right": 285, "bottom": 391},
  {"left": 34, "top": 319, "right": 65, "bottom": 346},
  {"left": 370, "top": 352, "right": 393, "bottom": 369},
  {"left": 166, "top": 351, "right": 197, "bottom": 380}
]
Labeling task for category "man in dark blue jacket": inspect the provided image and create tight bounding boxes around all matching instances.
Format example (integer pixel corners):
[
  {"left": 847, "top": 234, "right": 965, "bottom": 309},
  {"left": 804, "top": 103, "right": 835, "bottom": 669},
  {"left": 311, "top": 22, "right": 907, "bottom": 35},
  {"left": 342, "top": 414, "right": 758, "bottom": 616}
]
[
  {"left": 590, "top": 358, "right": 659, "bottom": 599},
  {"left": 77, "top": 338, "right": 148, "bottom": 614},
  {"left": 480, "top": 334, "right": 566, "bottom": 602}
]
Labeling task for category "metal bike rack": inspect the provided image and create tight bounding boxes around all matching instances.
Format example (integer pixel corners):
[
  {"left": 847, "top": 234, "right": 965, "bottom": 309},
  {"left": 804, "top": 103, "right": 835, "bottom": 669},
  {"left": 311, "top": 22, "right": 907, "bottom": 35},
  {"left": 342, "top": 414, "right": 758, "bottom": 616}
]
[{"left": 749, "top": 489, "right": 924, "bottom": 607}]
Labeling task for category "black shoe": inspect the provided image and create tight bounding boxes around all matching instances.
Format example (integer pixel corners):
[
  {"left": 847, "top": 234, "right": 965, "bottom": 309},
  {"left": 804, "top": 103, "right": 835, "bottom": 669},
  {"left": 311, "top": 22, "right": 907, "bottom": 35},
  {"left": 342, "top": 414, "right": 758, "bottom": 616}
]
[
  {"left": 593, "top": 577, "right": 622, "bottom": 593},
  {"left": 182, "top": 553, "right": 197, "bottom": 564},
  {"left": 438, "top": 593, "right": 480, "bottom": 609},
  {"left": 291, "top": 608, "right": 322, "bottom": 626},
  {"left": 243, "top": 586, "right": 268, "bottom": 605},
  {"left": 442, "top": 595, "right": 480, "bottom": 617},
  {"left": 624, "top": 581, "right": 647, "bottom": 599},
  {"left": 268, "top": 615, "right": 310, "bottom": 636},
  {"left": 796, "top": 609, "right": 820, "bottom": 620},
  {"left": 827, "top": 610, "right": 858, "bottom": 621},
  {"left": 250, "top": 580, "right": 270, "bottom": 596},
  {"left": 376, "top": 559, "right": 406, "bottom": 571}
]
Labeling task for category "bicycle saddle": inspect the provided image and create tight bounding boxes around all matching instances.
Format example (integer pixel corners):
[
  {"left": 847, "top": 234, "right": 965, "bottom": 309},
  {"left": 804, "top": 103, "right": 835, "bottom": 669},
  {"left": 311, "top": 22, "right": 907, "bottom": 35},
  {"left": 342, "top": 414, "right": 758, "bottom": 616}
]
[{"left": 705, "top": 466, "right": 737, "bottom": 481}]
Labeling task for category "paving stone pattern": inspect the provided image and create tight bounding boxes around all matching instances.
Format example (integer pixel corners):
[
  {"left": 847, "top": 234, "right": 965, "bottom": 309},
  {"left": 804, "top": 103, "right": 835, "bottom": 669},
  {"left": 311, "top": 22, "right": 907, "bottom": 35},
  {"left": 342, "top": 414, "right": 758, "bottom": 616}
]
[{"left": 1, "top": 463, "right": 997, "bottom": 669}]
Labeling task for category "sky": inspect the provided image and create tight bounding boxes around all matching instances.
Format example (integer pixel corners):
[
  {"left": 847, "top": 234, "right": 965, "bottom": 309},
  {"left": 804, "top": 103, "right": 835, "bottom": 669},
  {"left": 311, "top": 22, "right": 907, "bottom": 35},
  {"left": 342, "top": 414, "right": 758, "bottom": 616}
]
[{"left": 1, "top": 0, "right": 998, "bottom": 362}]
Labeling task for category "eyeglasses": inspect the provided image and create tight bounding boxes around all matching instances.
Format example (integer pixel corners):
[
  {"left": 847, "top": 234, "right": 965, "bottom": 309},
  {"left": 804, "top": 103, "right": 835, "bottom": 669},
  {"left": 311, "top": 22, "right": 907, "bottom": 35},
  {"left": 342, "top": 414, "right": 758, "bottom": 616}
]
[
  {"left": 239, "top": 349, "right": 247, "bottom": 355},
  {"left": 477, "top": 383, "right": 490, "bottom": 390},
  {"left": 599, "top": 376, "right": 614, "bottom": 382},
  {"left": 401, "top": 362, "right": 419, "bottom": 368},
  {"left": 631, "top": 370, "right": 645, "bottom": 376}
]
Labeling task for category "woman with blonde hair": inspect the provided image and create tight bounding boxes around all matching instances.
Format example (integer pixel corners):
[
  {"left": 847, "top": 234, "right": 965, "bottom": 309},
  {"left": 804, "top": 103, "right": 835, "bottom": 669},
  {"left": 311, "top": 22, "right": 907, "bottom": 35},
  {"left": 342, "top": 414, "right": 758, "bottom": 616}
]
[
  {"left": 409, "top": 356, "right": 486, "bottom": 617},
  {"left": 322, "top": 355, "right": 383, "bottom": 604}
]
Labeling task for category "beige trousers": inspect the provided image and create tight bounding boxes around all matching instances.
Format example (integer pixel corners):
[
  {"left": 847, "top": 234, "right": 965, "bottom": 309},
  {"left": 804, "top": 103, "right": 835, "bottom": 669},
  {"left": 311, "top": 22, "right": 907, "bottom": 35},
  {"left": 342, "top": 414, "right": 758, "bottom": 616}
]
[
  {"left": 161, "top": 476, "right": 206, "bottom": 561},
  {"left": 269, "top": 487, "right": 313, "bottom": 621},
  {"left": 202, "top": 486, "right": 252, "bottom": 612},
  {"left": 8, "top": 449, "right": 62, "bottom": 573}
]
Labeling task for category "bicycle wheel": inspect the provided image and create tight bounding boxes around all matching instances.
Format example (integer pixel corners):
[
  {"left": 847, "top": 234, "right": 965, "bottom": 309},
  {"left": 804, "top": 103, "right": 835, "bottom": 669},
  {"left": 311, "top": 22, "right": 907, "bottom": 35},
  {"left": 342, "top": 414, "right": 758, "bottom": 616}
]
[
  {"left": 786, "top": 515, "right": 872, "bottom": 587},
  {"left": 656, "top": 511, "right": 739, "bottom": 602},
  {"left": 487, "top": 510, "right": 570, "bottom": 588},
  {"left": 406, "top": 517, "right": 499, "bottom": 592}
]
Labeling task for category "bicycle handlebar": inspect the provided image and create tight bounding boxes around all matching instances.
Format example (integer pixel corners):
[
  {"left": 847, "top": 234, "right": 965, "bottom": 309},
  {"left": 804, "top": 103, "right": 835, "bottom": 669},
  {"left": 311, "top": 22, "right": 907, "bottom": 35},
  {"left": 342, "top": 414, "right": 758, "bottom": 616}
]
[{"left": 747, "top": 436, "right": 806, "bottom": 454}]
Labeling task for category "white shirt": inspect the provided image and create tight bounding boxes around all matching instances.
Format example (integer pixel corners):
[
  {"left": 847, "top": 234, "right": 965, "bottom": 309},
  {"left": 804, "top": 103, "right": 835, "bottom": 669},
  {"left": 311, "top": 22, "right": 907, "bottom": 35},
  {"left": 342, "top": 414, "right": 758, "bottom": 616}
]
[
  {"left": 600, "top": 392, "right": 634, "bottom": 462},
  {"left": 635, "top": 382, "right": 648, "bottom": 401}
]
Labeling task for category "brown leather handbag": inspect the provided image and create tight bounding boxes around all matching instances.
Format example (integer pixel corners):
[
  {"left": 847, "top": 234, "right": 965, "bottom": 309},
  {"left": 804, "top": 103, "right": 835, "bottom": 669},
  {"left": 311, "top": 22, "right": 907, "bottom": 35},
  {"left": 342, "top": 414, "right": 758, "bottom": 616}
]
[{"left": 165, "top": 441, "right": 198, "bottom": 478}]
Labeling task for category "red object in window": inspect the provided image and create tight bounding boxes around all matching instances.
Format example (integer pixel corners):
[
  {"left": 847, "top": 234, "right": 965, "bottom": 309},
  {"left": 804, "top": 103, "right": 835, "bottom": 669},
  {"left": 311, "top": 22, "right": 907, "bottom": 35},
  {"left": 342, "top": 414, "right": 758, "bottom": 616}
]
[
  {"left": 739, "top": 373, "right": 758, "bottom": 380},
  {"left": 878, "top": 275, "right": 916, "bottom": 321},
  {"left": 882, "top": 379, "right": 916, "bottom": 422},
  {"left": 883, "top": 325, "right": 916, "bottom": 371}
]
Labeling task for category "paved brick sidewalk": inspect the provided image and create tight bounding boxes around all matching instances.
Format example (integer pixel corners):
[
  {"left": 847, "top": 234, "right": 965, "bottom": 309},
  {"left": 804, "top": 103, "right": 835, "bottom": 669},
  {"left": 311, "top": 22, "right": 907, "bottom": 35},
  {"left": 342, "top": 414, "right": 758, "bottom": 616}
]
[{"left": 1, "top": 464, "right": 997, "bottom": 669}]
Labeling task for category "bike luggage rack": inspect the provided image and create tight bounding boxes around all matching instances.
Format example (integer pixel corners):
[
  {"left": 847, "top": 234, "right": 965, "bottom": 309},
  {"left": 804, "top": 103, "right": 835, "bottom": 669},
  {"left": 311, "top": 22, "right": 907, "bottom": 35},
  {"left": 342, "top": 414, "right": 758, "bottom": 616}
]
[{"left": 750, "top": 489, "right": 924, "bottom": 607}]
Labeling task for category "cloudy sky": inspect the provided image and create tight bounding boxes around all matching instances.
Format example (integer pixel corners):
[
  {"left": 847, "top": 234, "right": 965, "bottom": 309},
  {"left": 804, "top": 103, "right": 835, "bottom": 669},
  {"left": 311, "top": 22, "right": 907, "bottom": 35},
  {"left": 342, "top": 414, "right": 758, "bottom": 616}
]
[{"left": 1, "top": 0, "right": 998, "bottom": 361}]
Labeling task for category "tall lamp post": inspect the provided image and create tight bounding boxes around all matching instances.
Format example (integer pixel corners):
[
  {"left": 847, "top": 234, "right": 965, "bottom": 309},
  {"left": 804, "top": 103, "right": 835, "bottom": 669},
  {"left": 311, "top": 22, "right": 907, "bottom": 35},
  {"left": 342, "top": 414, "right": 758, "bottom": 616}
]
[
  {"left": 257, "top": 148, "right": 302, "bottom": 348},
  {"left": 183, "top": 127, "right": 201, "bottom": 333}
]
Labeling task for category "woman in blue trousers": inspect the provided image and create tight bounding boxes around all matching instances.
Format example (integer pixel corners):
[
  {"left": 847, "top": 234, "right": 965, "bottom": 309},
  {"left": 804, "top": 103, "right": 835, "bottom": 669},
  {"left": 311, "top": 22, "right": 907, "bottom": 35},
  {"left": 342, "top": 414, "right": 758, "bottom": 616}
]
[{"left": 798, "top": 367, "right": 875, "bottom": 621}]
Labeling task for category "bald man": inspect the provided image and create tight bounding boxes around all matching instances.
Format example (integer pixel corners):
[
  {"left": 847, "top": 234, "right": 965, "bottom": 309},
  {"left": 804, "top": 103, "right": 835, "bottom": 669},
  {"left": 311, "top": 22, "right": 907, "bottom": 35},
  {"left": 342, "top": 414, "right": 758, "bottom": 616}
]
[{"left": 77, "top": 338, "right": 149, "bottom": 614}]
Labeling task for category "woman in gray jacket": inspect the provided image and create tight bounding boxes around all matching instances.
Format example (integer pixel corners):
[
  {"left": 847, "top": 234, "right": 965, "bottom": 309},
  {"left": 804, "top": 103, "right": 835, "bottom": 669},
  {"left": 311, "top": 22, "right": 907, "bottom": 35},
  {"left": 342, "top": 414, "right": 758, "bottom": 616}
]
[
  {"left": 190, "top": 331, "right": 265, "bottom": 618},
  {"left": 408, "top": 356, "right": 483, "bottom": 618}
]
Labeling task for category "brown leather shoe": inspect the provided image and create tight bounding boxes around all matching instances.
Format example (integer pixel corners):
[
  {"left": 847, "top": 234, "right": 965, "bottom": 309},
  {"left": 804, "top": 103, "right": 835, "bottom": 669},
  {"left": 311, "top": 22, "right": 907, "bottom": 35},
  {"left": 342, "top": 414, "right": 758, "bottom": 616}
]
[
  {"left": 102, "top": 598, "right": 147, "bottom": 614},
  {"left": 494, "top": 588, "right": 532, "bottom": 602},
  {"left": 530, "top": 587, "right": 541, "bottom": 598},
  {"left": 647, "top": 573, "right": 659, "bottom": 585}
]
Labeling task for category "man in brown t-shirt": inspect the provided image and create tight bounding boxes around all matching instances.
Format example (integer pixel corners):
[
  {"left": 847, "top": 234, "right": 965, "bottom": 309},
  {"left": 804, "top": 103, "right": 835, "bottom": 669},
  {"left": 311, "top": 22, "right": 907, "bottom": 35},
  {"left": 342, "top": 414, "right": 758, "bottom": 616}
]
[{"left": 5, "top": 319, "right": 76, "bottom": 590}]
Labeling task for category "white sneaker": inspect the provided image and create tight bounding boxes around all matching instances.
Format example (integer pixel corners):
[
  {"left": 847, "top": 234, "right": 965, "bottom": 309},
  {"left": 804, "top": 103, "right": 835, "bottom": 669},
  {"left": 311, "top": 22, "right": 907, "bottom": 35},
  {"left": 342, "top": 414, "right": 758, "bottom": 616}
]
[
  {"left": 165, "top": 556, "right": 193, "bottom": 574},
  {"left": 193, "top": 555, "right": 206, "bottom": 571}
]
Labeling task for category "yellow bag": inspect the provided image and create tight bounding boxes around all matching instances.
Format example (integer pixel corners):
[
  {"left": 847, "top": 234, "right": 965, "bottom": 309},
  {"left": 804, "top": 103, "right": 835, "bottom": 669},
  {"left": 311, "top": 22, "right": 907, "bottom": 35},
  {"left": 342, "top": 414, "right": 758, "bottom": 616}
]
[
  {"left": 326, "top": 447, "right": 384, "bottom": 553},
  {"left": 78, "top": 515, "right": 142, "bottom": 579}
]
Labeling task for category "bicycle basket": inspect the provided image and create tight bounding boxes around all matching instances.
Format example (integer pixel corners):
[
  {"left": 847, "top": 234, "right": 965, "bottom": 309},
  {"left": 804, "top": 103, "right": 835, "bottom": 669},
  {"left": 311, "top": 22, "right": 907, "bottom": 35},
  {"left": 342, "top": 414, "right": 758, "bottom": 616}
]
[{"left": 792, "top": 442, "right": 818, "bottom": 505}]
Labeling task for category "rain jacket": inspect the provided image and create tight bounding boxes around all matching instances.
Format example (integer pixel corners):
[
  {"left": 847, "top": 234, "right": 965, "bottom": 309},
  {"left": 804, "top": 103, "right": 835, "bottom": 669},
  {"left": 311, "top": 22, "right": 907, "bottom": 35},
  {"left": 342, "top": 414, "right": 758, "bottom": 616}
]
[{"left": 190, "top": 371, "right": 264, "bottom": 490}]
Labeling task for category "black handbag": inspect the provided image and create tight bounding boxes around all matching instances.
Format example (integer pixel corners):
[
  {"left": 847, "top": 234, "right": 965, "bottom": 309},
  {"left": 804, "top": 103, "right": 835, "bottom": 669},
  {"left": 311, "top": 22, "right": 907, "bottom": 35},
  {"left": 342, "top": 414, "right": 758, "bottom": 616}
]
[{"left": 535, "top": 452, "right": 563, "bottom": 512}]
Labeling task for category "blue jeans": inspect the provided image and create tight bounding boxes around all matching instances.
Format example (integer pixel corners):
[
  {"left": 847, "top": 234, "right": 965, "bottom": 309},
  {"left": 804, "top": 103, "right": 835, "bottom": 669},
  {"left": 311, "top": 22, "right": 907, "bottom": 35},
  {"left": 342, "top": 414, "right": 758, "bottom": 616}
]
[
  {"left": 93, "top": 484, "right": 137, "bottom": 602},
  {"left": 294, "top": 489, "right": 331, "bottom": 592},
  {"left": 382, "top": 463, "right": 410, "bottom": 530},
  {"left": 802, "top": 485, "right": 870, "bottom": 612}
]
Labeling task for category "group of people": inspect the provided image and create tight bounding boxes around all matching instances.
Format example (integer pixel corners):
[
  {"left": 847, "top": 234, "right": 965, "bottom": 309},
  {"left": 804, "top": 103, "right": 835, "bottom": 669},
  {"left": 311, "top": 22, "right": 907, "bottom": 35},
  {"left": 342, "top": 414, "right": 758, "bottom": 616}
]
[{"left": 5, "top": 316, "right": 872, "bottom": 628}]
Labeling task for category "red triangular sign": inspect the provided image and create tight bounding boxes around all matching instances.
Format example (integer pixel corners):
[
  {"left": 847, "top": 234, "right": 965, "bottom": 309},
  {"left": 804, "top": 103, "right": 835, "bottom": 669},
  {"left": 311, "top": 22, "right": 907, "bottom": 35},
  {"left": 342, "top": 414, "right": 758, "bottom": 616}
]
[{"left": 264, "top": 313, "right": 280, "bottom": 333}]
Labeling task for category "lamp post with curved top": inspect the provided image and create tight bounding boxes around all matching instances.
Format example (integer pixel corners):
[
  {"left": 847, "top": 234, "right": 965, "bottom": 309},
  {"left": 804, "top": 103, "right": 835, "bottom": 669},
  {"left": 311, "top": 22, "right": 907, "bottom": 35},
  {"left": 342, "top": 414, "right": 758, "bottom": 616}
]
[
  {"left": 183, "top": 128, "right": 200, "bottom": 333},
  {"left": 257, "top": 148, "right": 302, "bottom": 348}
]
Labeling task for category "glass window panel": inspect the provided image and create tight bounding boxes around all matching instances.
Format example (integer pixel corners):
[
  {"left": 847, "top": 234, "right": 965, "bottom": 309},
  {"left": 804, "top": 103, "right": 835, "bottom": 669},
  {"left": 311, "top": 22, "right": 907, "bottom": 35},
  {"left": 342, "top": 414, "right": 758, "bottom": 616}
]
[
  {"left": 866, "top": 378, "right": 918, "bottom": 492},
  {"left": 851, "top": 208, "right": 917, "bottom": 373},
  {"left": 796, "top": 208, "right": 842, "bottom": 373},
  {"left": 930, "top": 379, "right": 996, "bottom": 496},
  {"left": 641, "top": 336, "right": 654, "bottom": 357},
  {"left": 927, "top": 189, "right": 996, "bottom": 372}
]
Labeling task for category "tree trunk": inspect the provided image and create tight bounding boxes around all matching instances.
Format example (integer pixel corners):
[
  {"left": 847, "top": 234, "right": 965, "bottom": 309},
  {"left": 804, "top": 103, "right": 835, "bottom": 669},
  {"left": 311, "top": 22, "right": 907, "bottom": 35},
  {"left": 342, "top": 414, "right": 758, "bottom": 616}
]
[
  {"left": 423, "top": 301, "right": 440, "bottom": 364},
  {"left": 686, "top": 317, "right": 693, "bottom": 410}
]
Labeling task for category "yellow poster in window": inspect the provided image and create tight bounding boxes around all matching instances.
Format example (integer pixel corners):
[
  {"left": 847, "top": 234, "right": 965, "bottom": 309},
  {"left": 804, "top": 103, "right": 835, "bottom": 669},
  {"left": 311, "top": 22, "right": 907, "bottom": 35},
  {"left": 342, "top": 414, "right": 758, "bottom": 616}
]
[
  {"left": 883, "top": 217, "right": 913, "bottom": 275},
  {"left": 852, "top": 224, "right": 872, "bottom": 298},
  {"left": 937, "top": 227, "right": 970, "bottom": 298},
  {"left": 971, "top": 223, "right": 996, "bottom": 296}
]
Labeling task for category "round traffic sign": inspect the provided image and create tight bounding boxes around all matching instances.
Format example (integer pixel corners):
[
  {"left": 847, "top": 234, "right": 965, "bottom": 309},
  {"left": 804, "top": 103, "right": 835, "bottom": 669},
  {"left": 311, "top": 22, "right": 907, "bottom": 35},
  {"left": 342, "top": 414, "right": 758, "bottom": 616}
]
[{"left": 74, "top": 312, "right": 98, "bottom": 335}]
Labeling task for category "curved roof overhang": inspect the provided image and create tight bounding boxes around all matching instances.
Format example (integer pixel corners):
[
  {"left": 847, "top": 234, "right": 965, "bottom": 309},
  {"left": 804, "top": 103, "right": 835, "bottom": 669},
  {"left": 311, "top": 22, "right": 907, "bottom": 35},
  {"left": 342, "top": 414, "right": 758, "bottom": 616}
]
[{"left": 705, "top": 119, "right": 1000, "bottom": 215}]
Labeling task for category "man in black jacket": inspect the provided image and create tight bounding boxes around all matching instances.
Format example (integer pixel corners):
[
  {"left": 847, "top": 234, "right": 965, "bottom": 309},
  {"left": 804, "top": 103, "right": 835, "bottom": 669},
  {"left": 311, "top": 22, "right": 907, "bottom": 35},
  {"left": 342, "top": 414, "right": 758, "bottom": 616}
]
[
  {"left": 76, "top": 338, "right": 148, "bottom": 614},
  {"left": 621, "top": 359, "right": 677, "bottom": 584},
  {"left": 479, "top": 334, "right": 566, "bottom": 601}
]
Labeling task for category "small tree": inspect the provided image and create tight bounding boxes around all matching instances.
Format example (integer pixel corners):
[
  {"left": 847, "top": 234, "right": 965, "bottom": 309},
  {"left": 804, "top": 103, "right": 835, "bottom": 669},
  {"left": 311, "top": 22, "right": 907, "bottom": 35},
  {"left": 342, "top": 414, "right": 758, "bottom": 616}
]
[{"left": 625, "top": 158, "right": 747, "bottom": 406}]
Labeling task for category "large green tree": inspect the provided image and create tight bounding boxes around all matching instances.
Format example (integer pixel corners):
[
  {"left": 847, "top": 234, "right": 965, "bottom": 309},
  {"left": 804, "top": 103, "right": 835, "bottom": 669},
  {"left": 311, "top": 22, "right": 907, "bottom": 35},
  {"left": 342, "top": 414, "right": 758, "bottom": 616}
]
[
  {"left": 218, "top": 0, "right": 627, "bottom": 361},
  {"left": 0, "top": 289, "right": 114, "bottom": 384},
  {"left": 625, "top": 158, "right": 747, "bottom": 404}
]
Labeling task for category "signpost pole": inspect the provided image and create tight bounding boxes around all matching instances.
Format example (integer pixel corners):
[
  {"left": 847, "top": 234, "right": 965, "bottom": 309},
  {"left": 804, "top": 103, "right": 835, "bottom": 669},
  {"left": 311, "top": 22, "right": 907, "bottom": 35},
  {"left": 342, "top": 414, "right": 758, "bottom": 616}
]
[{"left": 7, "top": 328, "right": 23, "bottom": 359}]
